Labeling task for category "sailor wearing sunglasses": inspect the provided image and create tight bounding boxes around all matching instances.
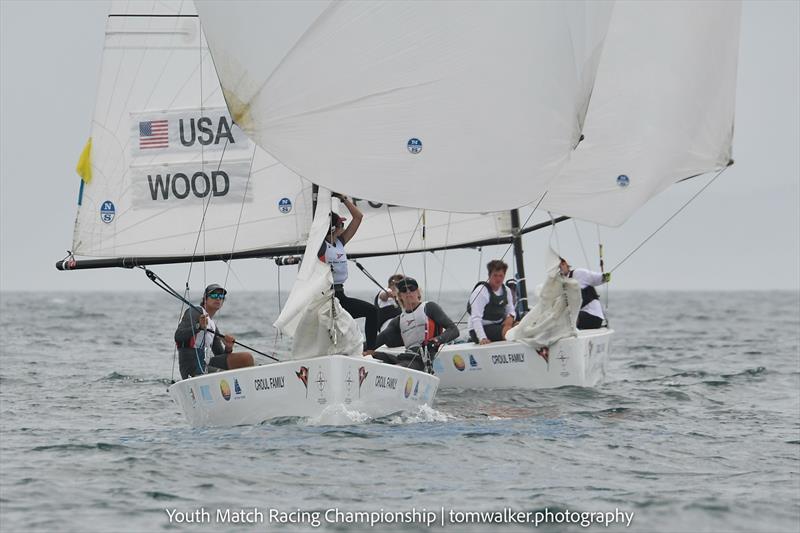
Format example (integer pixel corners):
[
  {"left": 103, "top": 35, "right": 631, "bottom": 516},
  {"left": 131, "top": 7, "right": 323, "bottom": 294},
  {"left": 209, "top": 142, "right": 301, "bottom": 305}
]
[
  {"left": 174, "top": 284, "right": 254, "bottom": 379},
  {"left": 364, "top": 277, "right": 459, "bottom": 371}
]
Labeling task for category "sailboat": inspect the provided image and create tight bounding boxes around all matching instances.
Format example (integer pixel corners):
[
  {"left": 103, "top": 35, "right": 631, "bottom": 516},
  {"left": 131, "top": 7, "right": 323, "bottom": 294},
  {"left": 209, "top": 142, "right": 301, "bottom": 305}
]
[
  {"left": 57, "top": 1, "right": 741, "bottom": 424},
  {"left": 193, "top": 1, "right": 740, "bottom": 391}
]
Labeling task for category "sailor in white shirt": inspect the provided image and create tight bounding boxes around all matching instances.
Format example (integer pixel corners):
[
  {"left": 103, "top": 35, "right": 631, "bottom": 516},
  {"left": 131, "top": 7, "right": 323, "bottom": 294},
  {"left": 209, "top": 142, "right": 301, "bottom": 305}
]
[
  {"left": 559, "top": 258, "right": 611, "bottom": 329},
  {"left": 467, "top": 259, "right": 517, "bottom": 344}
]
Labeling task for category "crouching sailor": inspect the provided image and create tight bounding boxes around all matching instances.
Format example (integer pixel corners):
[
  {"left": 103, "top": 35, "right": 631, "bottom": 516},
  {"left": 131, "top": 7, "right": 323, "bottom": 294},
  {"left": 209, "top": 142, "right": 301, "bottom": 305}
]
[
  {"left": 175, "top": 284, "right": 255, "bottom": 379},
  {"left": 364, "top": 277, "right": 459, "bottom": 371},
  {"left": 558, "top": 258, "right": 611, "bottom": 329}
]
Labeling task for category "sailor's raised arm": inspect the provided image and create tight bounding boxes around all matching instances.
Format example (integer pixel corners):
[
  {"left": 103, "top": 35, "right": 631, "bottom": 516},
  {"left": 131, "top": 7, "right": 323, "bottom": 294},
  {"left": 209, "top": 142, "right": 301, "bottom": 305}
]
[{"left": 335, "top": 194, "right": 363, "bottom": 245}]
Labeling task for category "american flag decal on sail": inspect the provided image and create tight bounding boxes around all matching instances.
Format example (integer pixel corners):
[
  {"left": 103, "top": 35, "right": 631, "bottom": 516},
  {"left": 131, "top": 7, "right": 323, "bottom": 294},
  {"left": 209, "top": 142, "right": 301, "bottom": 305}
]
[{"left": 139, "top": 120, "right": 169, "bottom": 149}]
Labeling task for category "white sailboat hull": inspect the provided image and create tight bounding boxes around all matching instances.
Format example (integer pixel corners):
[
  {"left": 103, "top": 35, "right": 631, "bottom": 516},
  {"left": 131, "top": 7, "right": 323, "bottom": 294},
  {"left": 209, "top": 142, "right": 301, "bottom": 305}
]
[
  {"left": 429, "top": 328, "right": 612, "bottom": 390},
  {"left": 168, "top": 355, "right": 439, "bottom": 428}
]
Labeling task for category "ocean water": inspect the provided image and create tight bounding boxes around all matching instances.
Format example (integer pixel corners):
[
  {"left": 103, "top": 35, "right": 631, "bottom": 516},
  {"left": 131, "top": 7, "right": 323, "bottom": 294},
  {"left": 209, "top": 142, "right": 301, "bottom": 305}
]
[{"left": 0, "top": 290, "right": 798, "bottom": 533}]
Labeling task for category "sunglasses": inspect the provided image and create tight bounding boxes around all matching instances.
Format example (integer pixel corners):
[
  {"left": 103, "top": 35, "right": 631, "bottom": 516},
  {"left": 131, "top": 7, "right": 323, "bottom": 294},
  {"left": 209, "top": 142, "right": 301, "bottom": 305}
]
[
  {"left": 208, "top": 292, "right": 226, "bottom": 300},
  {"left": 397, "top": 283, "right": 418, "bottom": 293}
]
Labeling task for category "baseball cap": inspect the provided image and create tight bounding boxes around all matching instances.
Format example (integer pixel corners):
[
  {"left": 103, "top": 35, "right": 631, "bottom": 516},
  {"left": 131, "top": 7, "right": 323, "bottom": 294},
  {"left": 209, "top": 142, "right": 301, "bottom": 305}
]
[
  {"left": 204, "top": 284, "right": 227, "bottom": 296},
  {"left": 396, "top": 277, "right": 419, "bottom": 292}
]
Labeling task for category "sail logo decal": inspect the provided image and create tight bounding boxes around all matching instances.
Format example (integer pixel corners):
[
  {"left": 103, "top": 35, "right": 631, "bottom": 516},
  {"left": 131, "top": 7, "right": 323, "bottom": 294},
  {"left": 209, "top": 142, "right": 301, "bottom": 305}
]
[
  {"left": 100, "top": 201, "right": 115, "bottom": 223},
  {"left": 278, "top": 198, "right": 292, "bottom": 214},
  {"left": 375, "top": 375, "right": 397, "bottom": 390},
  {"left": 358, "top": 366, "right": 368, "bottom": 397},
  {"left": 132, "top": 161, "right": 253, "bottom": 208},
  {"left": 490, "top": 352, "right": 525, "bottom": 364},
  {"left": 131, "top": 108, "right": 250, "bottom": 158},
  {"left": 233, "top": 378, "right": 246, "bottom": 400},
  {"left": 253, "top": 376, "right": 285, "bottom": 391},
  {"left": 617, "top": 174, "right": 630, "bottom": 187},
  {"left": 407, "top": 138, "right": 422, "bottom": 154},
  {"left": 139, "top": 120, "right": 169, "bottom": 149},
  {"left": 219, "top": 379, "right": 232, "bottom": 401},
  {"left": 536, "top": 346, "right": 550, "bottom": 364},
  {"left": 296, "top": 366, "right": 309, "bottom": 398},
  {"left": 179, "top": 116, "right": 234, "bottom": 147},
  {"left": 199, "top": 385, "right": 213, "bottom": 403},
  {"left": 469, "top": 355, "right": 480, "bottom": 369}
]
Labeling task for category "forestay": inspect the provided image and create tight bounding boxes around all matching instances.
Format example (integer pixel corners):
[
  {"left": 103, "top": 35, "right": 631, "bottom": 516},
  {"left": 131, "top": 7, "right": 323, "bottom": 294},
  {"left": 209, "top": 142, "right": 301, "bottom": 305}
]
[{"left": 195, "top": 1, "right": 612, "bottom": 213}]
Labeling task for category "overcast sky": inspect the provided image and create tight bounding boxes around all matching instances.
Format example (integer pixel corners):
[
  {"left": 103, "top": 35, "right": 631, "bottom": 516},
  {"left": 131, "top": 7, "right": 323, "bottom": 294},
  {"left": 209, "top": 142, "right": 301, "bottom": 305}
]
[{"left": 1, "top": 1, "right": 798, "bottom": 295}]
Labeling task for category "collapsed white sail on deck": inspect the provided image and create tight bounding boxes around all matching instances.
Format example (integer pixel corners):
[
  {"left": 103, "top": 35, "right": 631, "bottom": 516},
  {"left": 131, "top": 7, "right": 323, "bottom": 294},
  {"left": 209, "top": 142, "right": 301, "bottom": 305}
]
[{"left": 274, "top": 189, "right": 364, "bottom": 359}]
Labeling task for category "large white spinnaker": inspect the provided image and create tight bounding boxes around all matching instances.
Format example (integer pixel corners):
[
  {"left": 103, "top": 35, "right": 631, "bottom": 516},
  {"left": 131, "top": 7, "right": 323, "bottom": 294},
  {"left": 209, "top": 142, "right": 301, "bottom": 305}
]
[
  {"left": 196, "top": 1, "right": 740, "bottom": 229},
  {"left": 541, "top": 1, "right": 741, "bottom": 226},
  {"left": 71, "top": 2, "right": 312, "bottom": 260},
  {"left": 195, "top": 1, "right": 613, "bottom": 213}
]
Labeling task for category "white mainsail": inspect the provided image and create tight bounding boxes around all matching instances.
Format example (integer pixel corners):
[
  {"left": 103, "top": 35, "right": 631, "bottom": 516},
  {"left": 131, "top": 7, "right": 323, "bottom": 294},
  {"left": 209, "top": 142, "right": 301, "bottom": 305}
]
[
  {"left": 195, "top": 1, "right": 612, "bottom": 213},
  {"left": 68, "top": 1, "right": 516, "bottom": 264},
  {"left": 72, "top": 2, "right": 312, "bottom": 259}
]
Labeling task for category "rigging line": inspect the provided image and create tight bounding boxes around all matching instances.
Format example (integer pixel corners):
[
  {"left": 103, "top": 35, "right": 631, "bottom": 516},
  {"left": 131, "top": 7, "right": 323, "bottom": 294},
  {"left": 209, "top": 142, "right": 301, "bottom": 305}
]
[
  {"left": 610, "top": 166, "right": 729, "bottom": 274},
  {"left": 498, "top": 191, "right": 548, "bottom": 263},
  {"left": 548, "top": 211, "right": 562, "bottom": 256},
  {"left": 387, "top": 207, "right": 425, "bottom": 277},
  {"left": 422, "top": 210, "right": 428, "bottom": 291},
  {"left": 223, "top": 143, "right": 258, "bottom": 289},
  {"left": 184, "top": 133, "right": 231, "bottom": 283},
  {"left": 597, "top": 223, "right": 609, "bottom": 311},
  {"left": 429, "top": 250, "right": 471, "bottom": 294},
  {"left": 573, "top": 219, "right": 590, "bottom": 268},
  {"left": 143, "top": 267, "right": 281, "bottom": 361},
  {"left": 437, "top": 212, "right": 454, "bottom": 302}
]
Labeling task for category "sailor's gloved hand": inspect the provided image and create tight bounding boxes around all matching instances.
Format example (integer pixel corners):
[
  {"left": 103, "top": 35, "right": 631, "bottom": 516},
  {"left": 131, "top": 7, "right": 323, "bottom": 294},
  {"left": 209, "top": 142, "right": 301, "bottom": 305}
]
[
  {"left": 602, "top": 272, "right": 611, "bottom": 283},
  {"left": 422, "top": 338, "right": 441, "bottom": 353}
]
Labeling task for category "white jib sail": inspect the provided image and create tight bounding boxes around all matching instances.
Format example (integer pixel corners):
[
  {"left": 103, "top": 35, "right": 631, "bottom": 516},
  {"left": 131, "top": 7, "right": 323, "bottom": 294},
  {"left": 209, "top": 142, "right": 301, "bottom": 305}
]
[
  {"left": 72, "top": 2, "right": 313, "bottom": 259},
  {"left": 274, "top": 189, "right": 364, "bottom": 359},
  {"left": 195, "top": 1, "right": 613, "bottom": 213}
]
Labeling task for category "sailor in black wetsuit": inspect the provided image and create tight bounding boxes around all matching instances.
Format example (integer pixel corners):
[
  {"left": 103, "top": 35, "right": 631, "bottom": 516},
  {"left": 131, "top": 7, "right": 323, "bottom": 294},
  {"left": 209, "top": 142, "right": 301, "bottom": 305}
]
[{"left": 365, "top": 277, "right": 459, "bottom": 371}]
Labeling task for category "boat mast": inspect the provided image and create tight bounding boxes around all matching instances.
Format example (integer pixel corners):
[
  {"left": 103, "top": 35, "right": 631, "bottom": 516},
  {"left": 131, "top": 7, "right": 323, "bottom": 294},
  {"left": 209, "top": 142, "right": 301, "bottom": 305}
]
[{"left": 510, "top": 209, "right": 529, "bottom": 314}]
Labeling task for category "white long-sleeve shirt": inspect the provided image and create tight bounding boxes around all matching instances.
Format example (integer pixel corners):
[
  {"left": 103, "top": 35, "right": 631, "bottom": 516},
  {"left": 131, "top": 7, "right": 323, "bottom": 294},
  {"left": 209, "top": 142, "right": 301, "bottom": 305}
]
[
  {"left": 570, "top": 268, "right": 605, "bottom": 319},
  {"left": 468, "top": 284, "right": 516, "bottom": 341}
]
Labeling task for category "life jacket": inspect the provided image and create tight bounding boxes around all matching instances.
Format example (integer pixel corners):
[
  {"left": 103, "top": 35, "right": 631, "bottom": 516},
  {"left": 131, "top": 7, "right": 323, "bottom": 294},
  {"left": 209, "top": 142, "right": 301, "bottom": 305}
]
[
  {"left": 466, "top": 282, "right": 508, "bottom": 322},
  {"left": 399, "top": 301, "right": 441, "bottom": 348},
  {"left": 569, "top": 270, "right": 599, "bottom": 308}
]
